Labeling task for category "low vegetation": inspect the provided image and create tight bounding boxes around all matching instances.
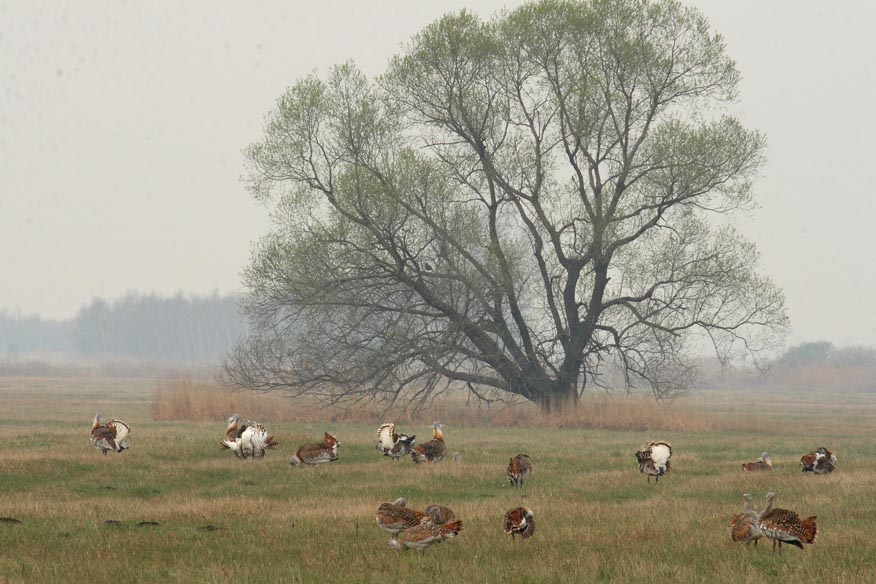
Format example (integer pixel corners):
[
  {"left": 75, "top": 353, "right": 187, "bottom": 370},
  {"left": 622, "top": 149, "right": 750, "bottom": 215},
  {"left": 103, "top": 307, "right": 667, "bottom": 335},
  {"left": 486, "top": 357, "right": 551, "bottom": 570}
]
[{"left": 0, "top": 376, "right": 873, "bottom": 583}]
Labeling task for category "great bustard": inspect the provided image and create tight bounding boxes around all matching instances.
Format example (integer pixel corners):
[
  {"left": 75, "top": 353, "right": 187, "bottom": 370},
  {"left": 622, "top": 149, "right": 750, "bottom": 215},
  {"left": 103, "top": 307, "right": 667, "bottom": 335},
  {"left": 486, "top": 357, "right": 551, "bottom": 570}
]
[
  {"left": 411, "top": 422, "right": 446, "bottom": 463},
  {"left": 375, "top": 498, "right": 425, "bottom": 543},
  {"left": 375, "top": 422, "right": 416, "bottom": 460},
  {"left": 741, "top": 452, "right": 773, "bottom": 472},
  {"left": 503, "top": 507, "right": 535, "bottom": 540},
  {"left": 801, "top": 447, "right": 837, "bottom": 474},
  {"left": 90, "top": 413, "right": 130, "bottom": 455},
  {"left": 507, "top": 454, "right": 533, "bottom": 488},
  {"left": 388, "top": 517, "right": 463, "bottom": 551},
  {"left": 730, "top": 493, "right": 762, "bottom": 546},
  {"left": 635, "top": 441, "right": 672, "bottom": 482},
  {"left": 289, "top": 432, "right": 340, "bottom": 466},
  {"left": 757, "top": 492, "right": 818, "bottom": 555}
]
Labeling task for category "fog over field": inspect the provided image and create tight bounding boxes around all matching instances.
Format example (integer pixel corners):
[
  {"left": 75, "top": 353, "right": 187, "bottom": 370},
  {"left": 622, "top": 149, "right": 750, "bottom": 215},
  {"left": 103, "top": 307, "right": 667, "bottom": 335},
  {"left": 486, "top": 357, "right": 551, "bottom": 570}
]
[{"left": 2, "top": 0, "right": 875, "bottom": 349}]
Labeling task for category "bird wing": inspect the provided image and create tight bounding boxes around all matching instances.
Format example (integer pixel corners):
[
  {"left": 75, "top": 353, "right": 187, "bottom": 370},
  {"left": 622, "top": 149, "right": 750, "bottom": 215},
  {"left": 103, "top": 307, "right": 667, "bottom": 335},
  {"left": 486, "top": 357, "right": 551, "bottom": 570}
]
[
  {"left": 377, "top": 423, "right": 396, "bottom": 452},
  {"left": 376, "top": 503, "right": 424, "bottom": 531}
]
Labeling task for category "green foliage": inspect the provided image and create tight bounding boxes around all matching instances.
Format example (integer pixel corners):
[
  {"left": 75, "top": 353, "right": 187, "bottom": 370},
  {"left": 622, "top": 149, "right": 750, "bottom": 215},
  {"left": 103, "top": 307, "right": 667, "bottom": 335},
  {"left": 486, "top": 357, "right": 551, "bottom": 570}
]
[{"left": 230, "top": 0, "right": 788, "bottom": 409}]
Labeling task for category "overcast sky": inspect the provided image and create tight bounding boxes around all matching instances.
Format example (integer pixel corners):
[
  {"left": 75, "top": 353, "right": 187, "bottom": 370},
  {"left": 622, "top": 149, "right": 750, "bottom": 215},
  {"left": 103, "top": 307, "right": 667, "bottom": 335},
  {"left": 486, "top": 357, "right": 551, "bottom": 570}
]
[{"left": 1, "top": 1, "right": 874, "bottom": 347}]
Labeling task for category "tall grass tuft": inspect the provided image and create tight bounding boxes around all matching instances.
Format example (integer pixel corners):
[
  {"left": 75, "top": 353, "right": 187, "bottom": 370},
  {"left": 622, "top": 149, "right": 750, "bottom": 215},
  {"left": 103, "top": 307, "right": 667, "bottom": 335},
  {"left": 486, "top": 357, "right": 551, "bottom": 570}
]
[{"left": 152, "top": 375, "right": 765, "bottom": 432}]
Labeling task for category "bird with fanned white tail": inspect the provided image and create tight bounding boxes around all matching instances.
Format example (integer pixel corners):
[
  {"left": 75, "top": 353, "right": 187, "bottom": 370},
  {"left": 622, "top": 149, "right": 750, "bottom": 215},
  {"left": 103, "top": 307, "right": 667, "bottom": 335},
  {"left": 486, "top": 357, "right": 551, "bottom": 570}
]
[
  {"left": 375, "top": 422, "right": 416, "bottom": 460},
  {"left": 635, "top": 441, "right": 672, "bottom": 483},
  {"left": 90, "top": 413, "right": 130, "bottom": 455}
]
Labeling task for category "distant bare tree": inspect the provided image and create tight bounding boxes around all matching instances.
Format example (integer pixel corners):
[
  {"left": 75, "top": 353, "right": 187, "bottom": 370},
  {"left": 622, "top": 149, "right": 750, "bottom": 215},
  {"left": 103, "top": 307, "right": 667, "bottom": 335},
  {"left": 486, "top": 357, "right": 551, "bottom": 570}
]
[{"left": 225, "top": 0, "right": 788, "bottom": 411}]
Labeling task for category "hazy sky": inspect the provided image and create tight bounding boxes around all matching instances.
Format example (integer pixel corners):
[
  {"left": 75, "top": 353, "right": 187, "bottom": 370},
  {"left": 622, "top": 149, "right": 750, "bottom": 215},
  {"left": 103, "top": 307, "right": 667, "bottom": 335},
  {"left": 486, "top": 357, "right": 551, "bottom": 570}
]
[{"left": 2, "top": 1, "right": 875, "bottom": 347}]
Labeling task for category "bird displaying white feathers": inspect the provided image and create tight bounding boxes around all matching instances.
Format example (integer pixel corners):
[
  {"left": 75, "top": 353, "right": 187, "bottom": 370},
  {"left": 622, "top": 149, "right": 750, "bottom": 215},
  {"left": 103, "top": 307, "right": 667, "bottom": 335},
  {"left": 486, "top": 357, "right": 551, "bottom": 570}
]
[
  {"left": 636, "top": 441, "right": 672, "bottom": 482},
  {"left": 90, "top": 413, "right": 130, "bottom": 455},
  {"left": 220, "top": 414, "right": 278, "bottom": 459},
  {"left": 375, "top": 422, "right": 416, "bottom": 460}
]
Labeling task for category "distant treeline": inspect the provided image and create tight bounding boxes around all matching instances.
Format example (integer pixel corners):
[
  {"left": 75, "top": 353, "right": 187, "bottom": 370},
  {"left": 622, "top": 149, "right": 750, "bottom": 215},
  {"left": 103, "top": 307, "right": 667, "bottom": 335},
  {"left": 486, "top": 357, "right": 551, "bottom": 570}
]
[{"left": 1, "top": 292, "right": 245, "bottom": 362}]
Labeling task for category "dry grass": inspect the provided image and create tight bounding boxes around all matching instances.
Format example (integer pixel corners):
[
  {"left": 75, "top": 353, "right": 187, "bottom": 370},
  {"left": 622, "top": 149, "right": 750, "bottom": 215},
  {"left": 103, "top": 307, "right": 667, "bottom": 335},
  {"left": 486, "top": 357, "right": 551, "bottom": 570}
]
[{"left": 153, "top": 375, "right": 768, "bottom": 432}]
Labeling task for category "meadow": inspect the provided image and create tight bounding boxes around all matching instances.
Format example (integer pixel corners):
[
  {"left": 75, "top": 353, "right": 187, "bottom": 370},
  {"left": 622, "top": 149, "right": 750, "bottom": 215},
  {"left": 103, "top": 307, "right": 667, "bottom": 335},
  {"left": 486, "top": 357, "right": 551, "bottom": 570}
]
[{"left": 0, "top": 376, "right": 874, "bottom": 583}]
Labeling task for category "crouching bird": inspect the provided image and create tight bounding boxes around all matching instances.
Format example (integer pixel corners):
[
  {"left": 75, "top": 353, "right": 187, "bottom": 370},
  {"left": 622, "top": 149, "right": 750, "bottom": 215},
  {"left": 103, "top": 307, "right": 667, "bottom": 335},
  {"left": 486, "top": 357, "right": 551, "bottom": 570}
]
[
  {"left": 741, "top": 452, "right": 772, "bottom": 472},
  {"left": 289, "top": 432, "right": 340, "bottom": 466},
  {"left": 388, "top": 517, "right": 463, "bottom": 551}
]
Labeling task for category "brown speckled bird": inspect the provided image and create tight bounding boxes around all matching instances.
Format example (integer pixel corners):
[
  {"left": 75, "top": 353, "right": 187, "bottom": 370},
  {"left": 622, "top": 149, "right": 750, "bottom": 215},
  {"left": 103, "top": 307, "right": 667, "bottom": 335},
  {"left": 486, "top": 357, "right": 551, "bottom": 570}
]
[
  {"left": 507, "top": 454, "right": 533, "bottom": 488},
  {"left": 424, "top": 504, "right": 457, "bottom": 525},
  {"left": 730, "top": 494, "right": 762, "bottom": 546},
  {"left": 375, "top": 498, "right": 425, "bottom": 540},
  {"left": 757, "top": 492, "right": 818, "bottom": 555},
  {"left": 289, "top": 432, "right": 340, "bottom": 466},
  {"left": 801, "top": 447, "right": 837, "bottom": 474},
  {"left": 741, "top": 452, "right": 772, "bottom": 472},
  {"left": 389, "top": 517, "right": 463, "bottom": 551},
  {"left": 504, "top": 507, "right": 535, "bottom": 540},
  {"left": 411, "top": 422, "right": 446, "bottom": 463},
  {"left": 90, "top": 413, "right": 130, "bottom": 455},
  {"left": 635, "top": 441, "right": 672, "bottom": 483}
]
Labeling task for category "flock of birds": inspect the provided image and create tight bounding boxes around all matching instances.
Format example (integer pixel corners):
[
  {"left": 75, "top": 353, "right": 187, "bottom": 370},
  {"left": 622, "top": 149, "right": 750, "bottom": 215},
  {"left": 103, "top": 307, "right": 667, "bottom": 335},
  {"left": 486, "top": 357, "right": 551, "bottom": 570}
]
[{"left": 88, "top": 414, "right": 837, "bottom": 554}]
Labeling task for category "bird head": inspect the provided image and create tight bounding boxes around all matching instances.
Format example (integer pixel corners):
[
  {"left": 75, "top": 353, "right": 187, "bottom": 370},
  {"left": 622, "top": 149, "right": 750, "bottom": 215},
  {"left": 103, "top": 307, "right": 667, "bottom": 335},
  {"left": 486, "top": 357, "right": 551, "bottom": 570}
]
[
  {"left": 393, "top": 498, "right": 406, "bottom": 507},
  {"left": 289, "top": 455, "right": 301, "bottom": 466},
  {"left": 743, "top": 493, "right": 753, "bottom": 503},
  {"left": 226, "top": 414, "right": 240, "bottom": 424}
]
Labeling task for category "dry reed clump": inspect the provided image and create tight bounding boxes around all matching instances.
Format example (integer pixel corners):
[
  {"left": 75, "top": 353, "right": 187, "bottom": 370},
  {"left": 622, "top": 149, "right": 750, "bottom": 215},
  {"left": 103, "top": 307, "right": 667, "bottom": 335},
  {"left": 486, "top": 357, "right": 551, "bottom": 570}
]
[{"left": 151, "top": 376, "right": 764, "bottom": 431}]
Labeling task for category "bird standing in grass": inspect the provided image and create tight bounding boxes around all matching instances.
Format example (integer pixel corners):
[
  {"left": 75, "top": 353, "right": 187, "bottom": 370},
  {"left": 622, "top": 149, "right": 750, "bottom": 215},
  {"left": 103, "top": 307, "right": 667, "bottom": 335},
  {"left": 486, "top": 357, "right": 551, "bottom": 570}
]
[
  {"left": 741, "top": 452, "right": 773, "bottom": 472},
  {"left": 507, "top": 454, "right": 533, "bottom": 488},
  {"left": 503, "top": 507, "right": 535, "bottom": 540},
  {"left": 411, "top": 422, "right": 446, "bottom": 463},
  {"left": 90, "top": 413, "right": 130, "bottom": 455},
  {"left": 220, "top": 415, "right": 278, "bottom": 459},
  {"left": 635, "top": 441, "right": 672, "bottom": 482},
  {"left": 289, "top": 432, "right": 340, "bottom": 466},
  {"left": 730, "top": 493, "right": 762, "bottom": 546},
  {"left": 757, "top": 492, "right": 818, "bottom": 555}
]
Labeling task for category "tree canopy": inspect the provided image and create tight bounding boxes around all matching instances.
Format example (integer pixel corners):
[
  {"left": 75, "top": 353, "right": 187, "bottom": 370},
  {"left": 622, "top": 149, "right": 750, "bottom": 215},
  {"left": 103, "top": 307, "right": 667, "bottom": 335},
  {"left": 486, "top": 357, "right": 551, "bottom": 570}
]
[{"left": 225, "top": 0, "right": 788, "bottom": 411}]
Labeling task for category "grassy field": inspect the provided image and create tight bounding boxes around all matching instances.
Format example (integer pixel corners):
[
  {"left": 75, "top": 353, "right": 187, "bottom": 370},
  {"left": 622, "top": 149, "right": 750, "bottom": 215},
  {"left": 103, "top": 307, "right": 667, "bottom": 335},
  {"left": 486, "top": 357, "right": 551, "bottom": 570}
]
[{"left": 0, "top": 377, "right": 874, "bottom": 583}]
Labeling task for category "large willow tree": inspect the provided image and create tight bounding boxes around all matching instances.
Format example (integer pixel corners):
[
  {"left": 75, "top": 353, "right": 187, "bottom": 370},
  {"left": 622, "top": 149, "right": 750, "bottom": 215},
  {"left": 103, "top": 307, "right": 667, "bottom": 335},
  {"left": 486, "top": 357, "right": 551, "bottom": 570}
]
[{"left": 225, "top": 0, "right": 788, "bottom": 411}]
